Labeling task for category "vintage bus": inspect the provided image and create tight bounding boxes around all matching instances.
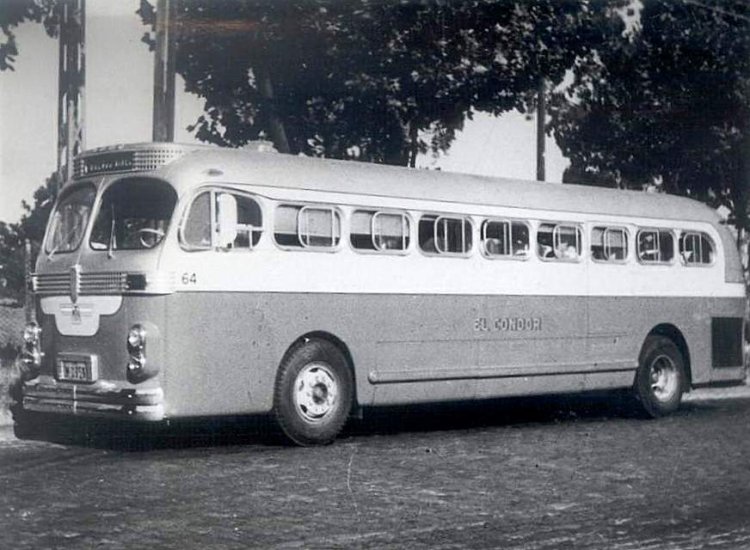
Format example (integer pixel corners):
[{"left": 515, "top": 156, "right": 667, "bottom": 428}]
[{"left": 15, "top": 142, "right": 746, "bottom": 445}]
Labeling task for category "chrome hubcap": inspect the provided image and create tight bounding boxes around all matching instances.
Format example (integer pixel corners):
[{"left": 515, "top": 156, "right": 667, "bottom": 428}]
[
  {"left": 293, "top": 362, "right": 338, "bottom": 423},
  {"left": 649, "top": 354, "right": 679, "bottom": 402}
]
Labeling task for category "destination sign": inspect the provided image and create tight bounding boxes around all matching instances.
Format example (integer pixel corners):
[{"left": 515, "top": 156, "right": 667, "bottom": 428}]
[{"left": 80, "top": 151, "right": 135, "bottom": 176}]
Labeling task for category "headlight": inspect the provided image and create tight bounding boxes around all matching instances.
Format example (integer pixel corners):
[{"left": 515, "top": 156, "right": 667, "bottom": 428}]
[
  {"left": 23, "top": 323, "right": 41, "bottom": 345},
  {"left": 126, "top": 323, "right": 160, "bottom": 383},
  {"left": 127, "top": 324, "right": 147, "bottom": 353},
  {"left": 21, "top": 322, "right": 42, "bottom": 377}
]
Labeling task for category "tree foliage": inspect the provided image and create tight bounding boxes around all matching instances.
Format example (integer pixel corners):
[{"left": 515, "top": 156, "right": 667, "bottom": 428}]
[
  {"left": 0, "top": 177, "right": 57, "bottom": 303},
  {"left": 140, "top": 0, "right": 624, "bottom": 166},
  {"left": 0, "top": 0, "right": 57, "bottom": 71},
  {"left": 550, "top": 0, "right": 750, "bottom": 235}
]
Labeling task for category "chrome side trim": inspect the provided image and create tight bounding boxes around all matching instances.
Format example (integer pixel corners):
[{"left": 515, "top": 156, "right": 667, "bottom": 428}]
[{"left": 368, "top": 359, "right": 638, "bottom": 384}]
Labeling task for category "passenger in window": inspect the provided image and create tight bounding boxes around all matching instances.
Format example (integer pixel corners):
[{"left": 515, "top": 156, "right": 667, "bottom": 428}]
[
  {"left": 559, "top": 243, "right": 578, "bottom": 260},
  {"left": 539, "top": 244, "right": 554, "bottom": 259},
  {"left": 485, "top": 238, "right": 502, "bottom": 255},
  {"left": 381, "top": 236, "right": 400, "bottom": 250},
  {"left": 514, "top": 240, "right": 529, "bottom": 256}
]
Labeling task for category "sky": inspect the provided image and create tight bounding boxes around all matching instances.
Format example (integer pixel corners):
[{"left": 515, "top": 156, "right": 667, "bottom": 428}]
[{"left": 0, "top": 0, "right": 568, "bottom": 224}]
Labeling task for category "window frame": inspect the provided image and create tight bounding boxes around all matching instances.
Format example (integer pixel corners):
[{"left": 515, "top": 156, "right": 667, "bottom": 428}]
[
  {"left": 679, "top": 230, "right": 715, "bottom": 267},
  {"left": 480, "top": 218, "right": 531, "bottom": 261},
  {"left": 349, "top": 209, "right": 412, "bottom": 255},
  {"left": 44, "top": 182, "right": 97, "bottom": 255},
  {"left": 178, "top": 186, "right": 265, "bottom": 252},
  {"left": 298, "top": 205, "right": 343, "bottom": 250},
  {"left": 418, "top": 213, "right": 474, "bottom": 258},
  {"left": 272, "top": 202, "right": 344, "bottom": 253},
  {"left": 536, "top": 222, "right": 584, "bottom": 263},
  {"left": 636, "top": 227, "right": 676, "bottom": 265},
  {"left": 590, "top": 225, "right": 629, "bottom": 264}
]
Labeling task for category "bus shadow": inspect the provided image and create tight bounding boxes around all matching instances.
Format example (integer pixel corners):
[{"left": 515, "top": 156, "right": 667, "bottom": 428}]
[
  {"left": 347, "top": 391, "right": 635, "bottom": 438},
  {"left": 14, "top": 391, "right": 724, "bottom": 451},
  {"left": 14, "top": 414, "right": 280, "bottom": 452}
]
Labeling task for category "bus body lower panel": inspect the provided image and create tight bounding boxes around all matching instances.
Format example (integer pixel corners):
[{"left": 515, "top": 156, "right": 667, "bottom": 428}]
[
  {"left": 161, "top": 291, "right": 744, "bottom": 415},
  {"left": 22, "top": 295, "right": 167, "bottom": 420}
]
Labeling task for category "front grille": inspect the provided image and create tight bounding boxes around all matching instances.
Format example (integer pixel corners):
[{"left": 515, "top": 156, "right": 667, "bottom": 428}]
[
  {"left": 31, "top": 272, "right": 69, "bottom": 294},
  {"left": 32, "top": 271, "right": 173, "bottom": 296},
  {"left": 79, "top": 272, "right": 128, "bottom": 294}
]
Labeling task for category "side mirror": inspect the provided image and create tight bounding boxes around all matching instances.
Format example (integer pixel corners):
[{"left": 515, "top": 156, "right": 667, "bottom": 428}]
[{"left": 216, "top": 193, "right": 238, "bottom": 248}]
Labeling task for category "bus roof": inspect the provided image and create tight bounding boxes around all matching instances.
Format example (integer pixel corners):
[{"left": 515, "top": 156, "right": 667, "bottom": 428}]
[
  {"left": 78, "top": 142, "right": 720, "bottom": 225},
  {"left": 161, "top": 146, "right": 719, "bottom": 225}
]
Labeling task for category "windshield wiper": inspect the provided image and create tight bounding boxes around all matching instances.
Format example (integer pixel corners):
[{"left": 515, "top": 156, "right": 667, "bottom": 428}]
[
  {"left": 107, "top": 203, "right": 116, "bottom": 259},
  {"left": 47, "top": 242, "right": 60, "bottom": 260}
]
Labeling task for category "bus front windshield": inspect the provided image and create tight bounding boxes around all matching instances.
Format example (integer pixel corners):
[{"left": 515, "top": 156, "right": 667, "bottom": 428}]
[
  {"left": 90, "top": 178, "right": 177, "bottom": 251},
  {"left": 45, "top": 184, "right": 97, "bottom": 256}
]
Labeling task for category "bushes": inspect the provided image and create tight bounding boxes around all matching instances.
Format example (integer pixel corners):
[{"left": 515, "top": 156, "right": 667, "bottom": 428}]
[{"left": 0, "top": 360, "right": 20, "bottom": 425}]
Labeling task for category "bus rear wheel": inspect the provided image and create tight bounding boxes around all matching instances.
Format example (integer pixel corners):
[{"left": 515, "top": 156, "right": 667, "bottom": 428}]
[
  {"left": 632, "top": 335, "right": 686, "bottom": 418},
  {"left": 273, "top": 339, "right": 353, "bottom": 446}
]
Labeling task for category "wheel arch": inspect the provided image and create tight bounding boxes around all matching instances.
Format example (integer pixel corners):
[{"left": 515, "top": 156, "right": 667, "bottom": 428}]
[
  {"left": 646, "top": 323, "right": 692, "bottom": 390},
  {"left": 282, "top": 331, "right": 359, "bottom": 409}
]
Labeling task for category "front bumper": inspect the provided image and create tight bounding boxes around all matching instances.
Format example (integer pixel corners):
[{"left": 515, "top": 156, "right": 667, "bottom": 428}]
[{"left": 22, "top": 377, "right": 164, "bottom": 420}]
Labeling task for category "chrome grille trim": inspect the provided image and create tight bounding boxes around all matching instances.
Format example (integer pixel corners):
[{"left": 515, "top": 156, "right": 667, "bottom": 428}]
[{"left": 32, "top": 271, "right": 175, "bottom": 296}]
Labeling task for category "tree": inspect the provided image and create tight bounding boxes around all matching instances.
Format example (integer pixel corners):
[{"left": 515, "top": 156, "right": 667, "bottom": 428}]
[
  {"left": 549, "top": 0, "right": 750, "bottom": 248},
  {"left": 0, "top": 176, "right": 58, "bottom": 303},
  {"left": 140, "top": 0, "right": 625, "bottom": 166},
  {"left": 0, "top": 0, "right": 57, "bottom": 71}
]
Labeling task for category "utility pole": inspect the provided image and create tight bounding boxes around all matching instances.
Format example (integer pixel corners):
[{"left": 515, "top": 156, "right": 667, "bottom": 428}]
[
  {"left": 536, "top": 78, "right": 546, "bottom": 182},
  {"left": 57, "top": 0, "right": 86, "bottom": 186},
  {"left": 23, "top": 240, "right": 34, "bottom": 323},
  {"left": 153, "top": 0, "right": 176, "bottom": 142}
]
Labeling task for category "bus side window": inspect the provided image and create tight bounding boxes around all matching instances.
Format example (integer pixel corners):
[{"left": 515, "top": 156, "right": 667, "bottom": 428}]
[
  {"left": 182, "top": 190, "right": 263, "bottom": 251},
  {"left": 591, "top": 226, "right": 628, "bottom": 262},
  {"left": 350, "top": 210, "right": 377, "bottom": 250},
  {"left": 217, "top": 193, "right": 263, "bottom": 250},
  {"left": 419, "top": 214, "right": 472, "bottom": 256},
  {"left": 537, "top": 223, "right": 582, "bottom": 261},
  {"left": 274, "top": 204, "right": 341, "bottom": 250},
  {"left": 300, "top": 207, "right": 341, "bottom": 248},
  {"left": 373, "top": 212, "right": 410, "bottom": 251},
  {"left": 679, "top": 231, "right": 714, "bottom": 265},
  {"left": 637, "top": 229, "right": 674, "bottom": 264},
  {"left": 482, "top": 219, "right": 529, "bottom": 259},
  {"left": 183, "top": 192, "right": 212, "bottom": 249}
]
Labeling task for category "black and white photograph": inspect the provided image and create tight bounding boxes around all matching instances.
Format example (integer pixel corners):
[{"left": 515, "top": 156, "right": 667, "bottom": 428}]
[{"left": 1, "top": 0, "right": 749, "bottom": 547}]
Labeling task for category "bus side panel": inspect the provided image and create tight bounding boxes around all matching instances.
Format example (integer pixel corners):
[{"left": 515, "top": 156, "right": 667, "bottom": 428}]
[
  {"left": 163, "top": 292, "right": 272, "bottom": 417},
  {"left": 370, "top": 294, "right": 589, "bottom": 405},
  {"left": 162, "top": 291, "right": 589, "bottom": 416},
  {"left": 588, "top": 296, "right": 746, "bottom": 386},
  {"left": 161, "top": 291, "right": 747, "bottom": 417}
]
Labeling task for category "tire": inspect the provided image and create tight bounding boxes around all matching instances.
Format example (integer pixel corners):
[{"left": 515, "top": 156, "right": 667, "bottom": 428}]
[
  {"left": 632, "top": 335, "right": 686, "bottom": 418},
  {"left": 273, "top": 339, "right": 354, "bottom": 446}
]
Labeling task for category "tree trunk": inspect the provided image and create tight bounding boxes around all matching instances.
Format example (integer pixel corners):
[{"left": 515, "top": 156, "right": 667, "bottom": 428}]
[
  {"left": 255, "top": 63, "right": 291, "bottom": 154},
  {"left": 407, "top": 123, "right": 418, "bottom": 168},
  {"left": 731, "top": 128, "right": 750, "bottom": 276}
]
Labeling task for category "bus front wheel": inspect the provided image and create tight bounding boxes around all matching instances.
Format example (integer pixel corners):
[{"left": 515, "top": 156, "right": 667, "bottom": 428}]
[
  {"left": 633, "top": 335, "right": 686, "bottom": 418},
  {"left": 273, "top": 339, "right": 353, "bottom": 446}
]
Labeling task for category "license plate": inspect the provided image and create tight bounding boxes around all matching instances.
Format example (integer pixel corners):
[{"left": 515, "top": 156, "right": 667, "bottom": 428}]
[{"left": 57, "top": 356, "right": 97, "bottom": 383}]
